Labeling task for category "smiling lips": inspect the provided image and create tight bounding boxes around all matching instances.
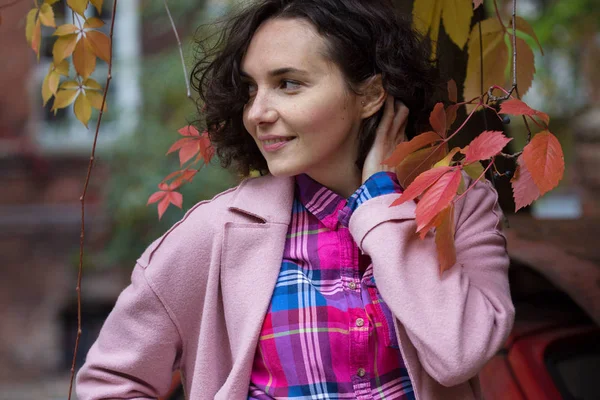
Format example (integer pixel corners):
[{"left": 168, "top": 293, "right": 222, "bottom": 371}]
[{"left": 259, "top": 136, "right": 295, "bottom": 152}]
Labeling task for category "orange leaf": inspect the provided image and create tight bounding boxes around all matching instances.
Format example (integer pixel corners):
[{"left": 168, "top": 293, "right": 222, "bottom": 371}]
[
  {"left": 395, "top": 145, "right": 446, "bottom": 188},
  {"left": 86, "top": 30, "right": 111, "bottom": 63},
  {"left": 384, "top": 131, "right": 442, "bottom": 166},
  {"left": 90, "top": 0, "right": 103, "bottom": 14},
  {"left": 511, "top": 37, "right": 536, "bottom": 98},
  {"left": 67, "top": 0, "right": 89, "bottom": 16},
  {"left": 429, "top": 103, "right": 447, "bottom": 137},
  {"left": 31, "top": 18, "right": 42, "bottom": 57},
  {"left": 415, "top": 168, "right": 462, "bottom": 232},
  {"left": 522, "top": 131, "right": 564, "bottom": 195},
  {"left": 499, "top": 99, "right": 549, "bottom": 125},
  {"left": 464, "top": 130, "right": 512, "bottom": 163},
  {"left": 511, "top": 154, "right": 541, "bottom": 211},
  {"left": 434, "top": 204, "right": 456, "bottom": 274},
  {"left": 73, "top": 37, "right": 96, "bottom": 79},
  {"left": 446, "top": 104, "right": 458, "bottom": 128},
  {"left": 53, "top": 34, "right": 78, "bottom": 64},
  {"left": 391, "top": 165, "right": 453, "bottom": 206},
  {"left": 84, "top": 17, "right": 104, "bottom": 29},
  {"left": 513, "top": 16, "right": 543, "bottom": 54},
  {"left": 74, "top": 92, "right": 92, "bottom": 127},
  {"left": 54, "top": 23, "right": 78, "bottom": 36}
]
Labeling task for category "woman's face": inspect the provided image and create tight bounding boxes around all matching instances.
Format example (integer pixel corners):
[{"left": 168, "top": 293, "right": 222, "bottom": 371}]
[{"left": 241, "top": 18, "right": 364, "bottom": 186}]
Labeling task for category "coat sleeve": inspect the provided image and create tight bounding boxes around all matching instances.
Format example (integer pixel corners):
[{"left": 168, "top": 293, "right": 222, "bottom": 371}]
[
  {"left": 75, "top": 259, "right": 183, "bottom": 399},
  {"left": 348, "top": 177, "right": 515, "bottom": 387}
]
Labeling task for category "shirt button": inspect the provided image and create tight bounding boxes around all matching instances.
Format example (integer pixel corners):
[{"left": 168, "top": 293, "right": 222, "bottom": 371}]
[
  {"left": 355, "top": 318, "right": 365, "bottom": 327},
  {"left": 348, "top": 282, "right": 357, "bottom": 290},
  {"left": 357, "top": 368, "right": 366, "bottom": 377}
]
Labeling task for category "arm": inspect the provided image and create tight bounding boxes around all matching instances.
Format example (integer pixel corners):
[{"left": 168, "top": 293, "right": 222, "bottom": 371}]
[
  {"left": 76, "top": 262, "right": 182, "bottom": 400},
  {"left": 348, "top": 177, "right": 515, "bottom": 387}
]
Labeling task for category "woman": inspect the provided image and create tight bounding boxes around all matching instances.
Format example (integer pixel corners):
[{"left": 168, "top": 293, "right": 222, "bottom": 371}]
[{"left": 76, "top": 0, "right": 515, "bottom": 399}]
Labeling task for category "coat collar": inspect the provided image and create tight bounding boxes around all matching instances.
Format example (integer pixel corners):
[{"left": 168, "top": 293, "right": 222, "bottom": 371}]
[{"left": 228, "top": 174, "right": 295, "bottom": 225}]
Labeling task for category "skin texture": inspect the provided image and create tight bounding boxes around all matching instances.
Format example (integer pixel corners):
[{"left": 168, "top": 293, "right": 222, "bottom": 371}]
[{"left": 241, "top": 17, "right": 409, "bottom": 197}]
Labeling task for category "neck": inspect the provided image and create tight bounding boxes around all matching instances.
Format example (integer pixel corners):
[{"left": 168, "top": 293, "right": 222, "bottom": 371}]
[{"left": 305, "top": 164, "right": 362, "bottom": 198}]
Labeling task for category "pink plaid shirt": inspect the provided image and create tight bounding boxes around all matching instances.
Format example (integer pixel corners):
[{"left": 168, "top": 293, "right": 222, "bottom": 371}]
[{"left": 248, "top": 172, "right": 415, "bottom": 399}]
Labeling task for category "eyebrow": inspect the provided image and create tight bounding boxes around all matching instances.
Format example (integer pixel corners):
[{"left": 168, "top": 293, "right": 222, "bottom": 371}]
[{"left": 240, "top": 67, "right": 309, "bottom": 79}]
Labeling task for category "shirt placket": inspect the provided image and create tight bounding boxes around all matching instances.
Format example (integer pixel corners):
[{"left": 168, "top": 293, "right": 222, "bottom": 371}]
[{"left": 339, "top": 225, "right": 373, "bottom": 400}]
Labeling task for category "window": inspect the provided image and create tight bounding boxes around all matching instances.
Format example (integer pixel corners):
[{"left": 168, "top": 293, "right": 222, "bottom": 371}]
[{"left": 29, "top": 0, "right": 141, "bottom": 154}]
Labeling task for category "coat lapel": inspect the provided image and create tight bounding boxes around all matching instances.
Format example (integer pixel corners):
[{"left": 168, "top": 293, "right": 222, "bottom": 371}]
[{"left": 218, "top": 174, "right": 294, "bottom": 394}]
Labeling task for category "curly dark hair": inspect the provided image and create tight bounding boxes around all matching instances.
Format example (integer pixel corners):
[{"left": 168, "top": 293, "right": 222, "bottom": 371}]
[{"left": 191, "top": 0, "right": 440, "bottom": 177}]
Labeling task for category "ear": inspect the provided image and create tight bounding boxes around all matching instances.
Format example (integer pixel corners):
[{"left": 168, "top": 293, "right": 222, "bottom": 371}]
[{"left": 359, "top": 74, "right": 386, "bottom": 119}]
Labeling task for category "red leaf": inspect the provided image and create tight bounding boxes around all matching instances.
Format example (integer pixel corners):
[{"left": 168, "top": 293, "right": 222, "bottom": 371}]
[
  {"left": 415, "top": 169, "right": 462, "bottom": 232},
  {"left": 446, "top": 104, "right": 458, "bottom": 129},
  {"left": 178, "top": 141, "right": 200, "bottom": 166},
  {"left": 395, "top": 145, "right": 446, "bottom": 188},
  {"left": 172, "top": 168, "right": 198, "bottom": 187},
  {"left": 464, "top": 130, "right": 512, "bottom": 163},
  {"left": 391, "top": 166, "right": 453, "bottom": 206},
  {"left": 435, "top": 204, "right": 456, "bottom": 274},
  {"left": 499, "top": 99, "right": 550, "bottom": 125},
  {"left": 158, "top": 196, "right": 170, "bottom": 219},
  {"left": 167, "top": 137, "right": 193, "bottom": 155},
  {"left": 522, "top": 131, "right": 564, "bottom": 195},
  {"left": 429, "top": 103, "right": 447, "bottom": 137},
  {"left": 168, "top": 191, "right": 183, "bottom": 209},
  {"left": 198, "top": 131, "right": 214, "bottom": 164},
  {"left": 178, "top": 125, "right": 201, "bottom": 137},
  {"left": 147, "top": 191, "right": 166, "bottom": 205},
  {"left": 447, "top": 79, "right": 458, "bottom": 103},
  {"left": 384, "top": 131, "right": 442, "bottom": 166},
  {"left": 511, "top": 154, "right": 541, "bottom": 211}
]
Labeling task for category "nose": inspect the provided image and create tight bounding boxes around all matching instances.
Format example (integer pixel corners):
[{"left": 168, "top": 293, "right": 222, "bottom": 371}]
[{"left": 245, "top": 90, "right": 278, "bottom": 126}]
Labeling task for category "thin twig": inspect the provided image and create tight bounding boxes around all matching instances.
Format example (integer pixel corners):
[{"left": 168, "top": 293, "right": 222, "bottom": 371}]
[
  {"left": 164, "top": 0, "right": 192, "bottom": 99},
  {"left": 511, "top": 0, "right": 517, "bottom": 88},
  {"left": 67, "top": 0, "right": 118, "bottom": 398}
]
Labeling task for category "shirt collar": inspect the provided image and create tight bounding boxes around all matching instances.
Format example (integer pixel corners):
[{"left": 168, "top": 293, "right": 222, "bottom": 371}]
[{"left": 295, "top": 173, "right": 347, "bottom": 230}]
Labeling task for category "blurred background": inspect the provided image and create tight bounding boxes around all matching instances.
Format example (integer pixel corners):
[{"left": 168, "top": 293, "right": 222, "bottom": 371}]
[{"left": 0, "top": 0, "right": 598, "bottom": 399}]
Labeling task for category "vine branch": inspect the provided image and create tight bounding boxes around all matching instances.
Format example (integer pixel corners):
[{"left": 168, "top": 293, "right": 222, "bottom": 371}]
[
  {"left": 67, "top": 0, "right": 118, "bottom": 399},
  {"left": 163, "top": 0, "right": 192, "bottom": 100}
]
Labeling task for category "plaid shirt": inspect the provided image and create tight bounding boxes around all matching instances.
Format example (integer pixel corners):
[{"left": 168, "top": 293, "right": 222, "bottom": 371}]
[{"left": 248, "top": 172, "right": 415, "bottom": 400}]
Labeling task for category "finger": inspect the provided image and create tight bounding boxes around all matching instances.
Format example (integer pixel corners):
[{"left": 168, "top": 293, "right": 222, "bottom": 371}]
[
  {"left": 376, "top": 95, "right": 395, "bottom": 139},
  {"left": 389, "top": 102, "right": 409, "bottom": 143}
]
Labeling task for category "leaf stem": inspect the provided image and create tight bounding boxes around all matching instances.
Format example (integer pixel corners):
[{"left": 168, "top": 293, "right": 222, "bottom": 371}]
[{"left": 454, "top": 160, "right": 495, "bottom": 204}]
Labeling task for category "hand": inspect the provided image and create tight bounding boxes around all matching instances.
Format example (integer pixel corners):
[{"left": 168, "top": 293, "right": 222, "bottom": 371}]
[{"left": 361, "top": 95, "right": 409, "bottom": 184}]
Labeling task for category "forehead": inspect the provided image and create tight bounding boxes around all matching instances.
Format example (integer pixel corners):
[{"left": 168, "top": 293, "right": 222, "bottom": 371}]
[{"left": 241, "top": 18, "right": 330, "bottom": 76}]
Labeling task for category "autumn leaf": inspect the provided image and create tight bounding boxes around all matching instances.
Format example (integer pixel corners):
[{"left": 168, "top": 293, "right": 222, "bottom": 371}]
[
  {"left": 168, "top": 126, "right": 214, "bottom": 166},
  {"left": 395, "top": 145, "right": 446, "bottom": 188},
  {"left": 38, "top": 3, "right": 56, "bottom": 27},
  {"left": 147, "top": 183, "right": 183, "bottom": 220},
  {"left": 412, "top": 0, "right": 443, "bottom": 56},
  {"left": 41, "top": 60, "right": 69, "bottom": 106},
  {"left": 434, "top": 147, "right": 461, "bottom": 168},
  {"left": 473, "top": 0, "right": 483, "bottom": 9},
  {"left": 53, "top": 34, "right": 78, "bottom": 64},
  {"left": 463, "top": 161, "right": 485, "bottom": 182},
  {"left": 73, "top": 37, "right": 97, "bottom": 79},
  {"left": 67, "top": 0, "right": 89, "bottom": 16},
  {"left": 522, "top": 131, "right": 564, "bottom": 195},
  {"left": 391, "top": 165, "right": 453, "bottom": 206},
  {"left": 383, "top": 131, "right": 442, "bottom": 166},
  {"left": 511, "top": 154, "right": 540, "bottom": 211},
  {"left": 90, "top": 0, "right": 103, "bottom": 14},
  {"left": 51, "top": 78, "right": 106, "bottom": 125},
  {"left": 446, "top": 104, "right": 459, "bottom": 128},
  {"left": 442, "top": 0, "right": 474, "bottom": 50},
  {"left": 513, "top": 16, "right": 543, "bottom": 55},
  {"left": 464, "top": 130, "right": 512, "bottom": 162},
  {"left": 447, "top": 79, "right": 458, "bottom": 103},
  {"left": 499, "top": 99, "right": 549, "bottom": 125},
  {"left": 429, "top": 103, "right": 447, "bottom": 138},
  {"left": 510, "top": 37, "right": 536, "bottom": 98},
  {"left": 415, "top": 168, "right": 462, "bottom": 232},
  {"left": 434, "top": 204, "right": 456, "bottom": 274}
]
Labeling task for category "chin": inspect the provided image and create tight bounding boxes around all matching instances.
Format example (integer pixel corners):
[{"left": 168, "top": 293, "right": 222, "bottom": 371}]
[{"left": 265, "top": 160, "right": 306, "bottom": 178}]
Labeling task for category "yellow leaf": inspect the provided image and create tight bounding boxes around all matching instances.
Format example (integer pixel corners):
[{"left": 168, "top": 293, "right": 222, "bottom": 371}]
[
  {"left": 55, "top": 59, "right": 70, "bottom": 76},
  {"left": 428, "top": 1, "right": 444, "bottom": 57},
  {"left": 86, "top": 90, "right": 107, "bottom": 112},
  {"left": 463, "top": 161, "right": 485, "bottom": 181},
  {"left": 83, "top": 78, "right": 102, "bottom": 90},
  {"left": 74, "top": 92, "right": 92, "bottom": 127},
  {"left": 48, "top": 70, "right": 60, "bottom": 95},
  {"left": 42, "top": 72, "right": 53, "bottom": 106},
  {"left": 32, "top": 18, "right": 42, "bottom": 58},
  {"left": 52, "top": 88, "right": 79, "bottom": 111},
  {"left": 25, "top": 9, "right": 37, "bottom": 44},
  {"left": 84, "top": 17, "right": 104, "bottom": 29},
  {"left": 509, "top": 37, "right": 535, "bottom": 97},
  {"left": 412, "top": 0, "right": 438, "bottom": 36},
  {"left": 60, "top": 80, "right": 80, "bottom": 90},
  {"left": 464, "top": 18, "right": 507, "bottom": 111},
  {"left": 434, "top": 147, "right": 461, "bottom": 167},
  {"left": 54, "top": 23, "right": 79, "bottom": 36},
  {"left": 73, "top": 37, "right": 97, "bottom": 79},
  {"left": 53, "top": 34, "right": 78, "bottom": 64},
  {"left": 442, "top": 0, "right": 473, "bottom": 49},
  {"left": 67, "top": 0, "right": 89, "bottom": 16},
  {"left": 38, "top": 3, "right": 56, "bottom": 27},
  {"left": 86, "top": 30, "right": 111, "bottom": 62},
  {"left": 513, "top": 16, "right": 543, "bottom": 54},
  {"left": 90, "top": 0, "right": 103, "bottom": 14}
]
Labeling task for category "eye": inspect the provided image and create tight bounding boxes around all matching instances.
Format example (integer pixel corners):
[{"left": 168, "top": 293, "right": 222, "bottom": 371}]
[
  {"left": 280, "top": 79, "right": 301, "bottom": 91},
  {"left": 246, "top": 82, "right": 258, "bottom": 97}
]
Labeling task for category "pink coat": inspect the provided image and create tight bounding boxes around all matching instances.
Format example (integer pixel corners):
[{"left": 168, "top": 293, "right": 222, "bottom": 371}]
[{"left": 76, "top": 173, "right": 515, "bottom": 400}]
